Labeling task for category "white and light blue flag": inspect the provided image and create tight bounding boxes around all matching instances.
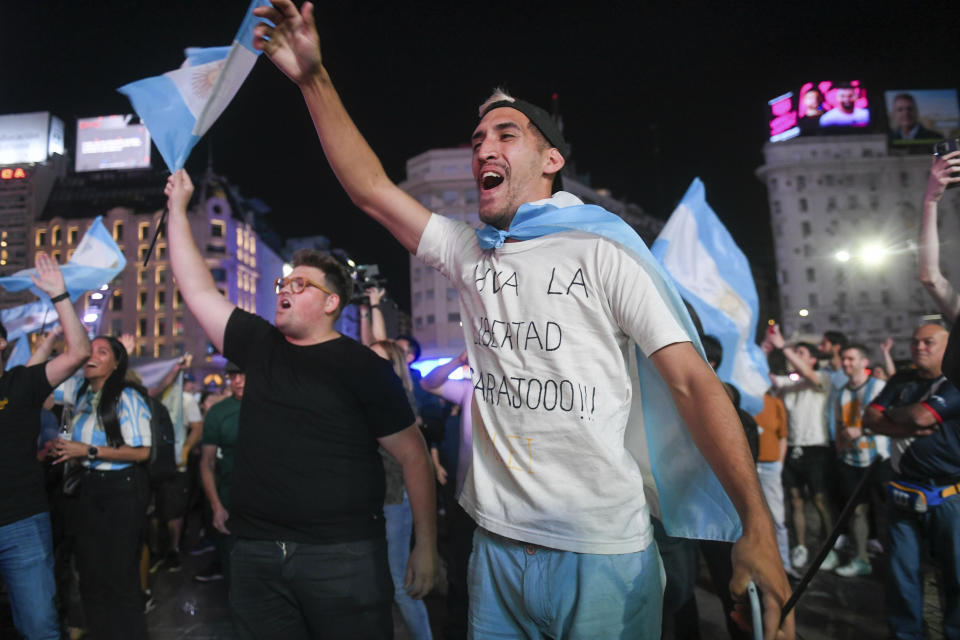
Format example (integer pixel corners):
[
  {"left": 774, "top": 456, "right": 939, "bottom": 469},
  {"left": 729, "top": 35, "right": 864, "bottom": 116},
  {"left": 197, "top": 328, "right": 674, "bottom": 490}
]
[
  {"left": 651, "top": 178, "right": 770, "bottom": 415},
  {"left": 0, "top": 216, "right": 125, "bottom": 303},
  {"left": 4, "top": 335, "right": 32, "bottom": 371},
  {"left": 117, "top": 0, "right": 272, "bottom": 172},
  {"left": 0, "top": 300, "right": 58, "bottom": 342}
]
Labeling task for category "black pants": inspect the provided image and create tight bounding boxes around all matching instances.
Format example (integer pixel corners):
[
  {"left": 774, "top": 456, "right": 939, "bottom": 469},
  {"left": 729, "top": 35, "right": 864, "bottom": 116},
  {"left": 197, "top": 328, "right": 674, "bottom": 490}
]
[
  {"left": 229, "top": 536, "right": 393, "bottom": 640},
  {"left": 77, "top": 466, "right": 149, "bottom": 640}
]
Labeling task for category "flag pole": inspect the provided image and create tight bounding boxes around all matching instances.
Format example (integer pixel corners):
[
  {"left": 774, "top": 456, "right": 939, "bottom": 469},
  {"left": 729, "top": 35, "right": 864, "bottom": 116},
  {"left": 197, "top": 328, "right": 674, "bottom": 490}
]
[{"left": 143, "top": 207, "right": 167, "bottom": 268}]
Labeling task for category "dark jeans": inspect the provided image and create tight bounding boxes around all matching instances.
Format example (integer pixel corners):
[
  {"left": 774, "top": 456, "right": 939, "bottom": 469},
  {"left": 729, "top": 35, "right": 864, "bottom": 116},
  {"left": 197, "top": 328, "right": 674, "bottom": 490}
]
[
  {"left": 77, "top": 466, "right": 149, "bottom": 640},
  {"left": 230, "top": 536, "right": 394, "bottom": 640}
]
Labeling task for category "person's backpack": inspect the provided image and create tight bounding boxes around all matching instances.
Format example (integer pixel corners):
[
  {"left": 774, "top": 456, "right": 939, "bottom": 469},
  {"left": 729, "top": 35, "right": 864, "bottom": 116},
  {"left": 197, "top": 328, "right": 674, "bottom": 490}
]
[
  {"left": 74, "top": 383, "right": 177, "bottom": 483},
  {"left": 142, "top": 393, "right": 177, "bottom": 484}
]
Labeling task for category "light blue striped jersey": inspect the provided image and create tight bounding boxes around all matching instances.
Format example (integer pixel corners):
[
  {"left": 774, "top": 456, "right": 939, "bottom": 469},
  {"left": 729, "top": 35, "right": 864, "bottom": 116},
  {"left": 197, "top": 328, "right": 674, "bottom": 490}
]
[
  {"left": 834, "top": 378, "right": 888, "bottom": 468},
  {"left": 67, "top": 386, "right": 152, "bottom": 470}
]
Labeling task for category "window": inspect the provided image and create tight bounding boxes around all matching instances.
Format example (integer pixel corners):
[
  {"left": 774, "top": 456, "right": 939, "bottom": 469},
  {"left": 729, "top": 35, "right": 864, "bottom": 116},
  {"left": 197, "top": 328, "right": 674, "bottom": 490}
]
[
  {"left": 137, "top": 268, "right": 145, "bottom": 285},
  {"left": 67, "top": 227, "right": 78, "bottom": 245},
  {"left": 50, "top": 226, "right": 60, "bottom": 246},
  {"left": 443, "top": 190, "right": 459, "bottom": 205},
  {"left": 798, "top": 198, "right": 808, "bottom": 213},
  {"left": 113, "top": 221, "right": 124, "bottom": 241},
  {"left": 426, "top": 288, "right": 435, "bottom": 300},
  {"left": 138, "top": 290, "right": 147, "bottom": 310},
  {"left": 174, "top": 289, "right": 183, "bottom": 309},
  {"left": 837, "top": 291, "right": 847, "bottom": 306},
  {"left": 827, "top": 197, "right": 837, "bottom": 212},
  {"left": 154, "top": 341, "right": 164, "bottom": 358},
  {"left": 899, "top": 172, "right": 910, "bottom": 188},
  {"left": 881, "top": 290, "right": 891, "bottom": 305},
  {"left": 111, "top": 290, "right": 123, "bottom": 311},
  {"left": 139, "top": 222, "right": 150, "bottom": 241},
  {"left": 806, "top": 267, "right": 815, "bottom": 282},
  {"left": 801, "top": 221, "right": 811, "bottom": 237},
  {"left": 173, "top": 316, "right": 184, "bottom": 336},
  {"left": 36, "top": 229, "right": 46, "bottom": 247},
  {"left": 156, "top": 290, "right": 166, "bottom": 308},
  {"left": 157, "top": 244, "right": 167, "bottom": 260},
  {"left": 780, "top": 270, "right": 789, "bottom": 285},
  {"left": 415, "top": 317, "right": 423, "bottom": 329},
  {"left": 446, "top": 287, "right": 458, "bottom": 300},
  {"left": 211, "top": 220, "right": 226, "bottom": 238},
  {"left": 448, "top": 312, "right": 461, "bottom": 323},
  {"left": 772, "top": 201, "right": 781, "bottom": 215},
  {"left": 156, "top": 267, "right": 166, "bottom": 285},
  {"left": 809, "top": 293, "right": 818, "bottom": 306},
  {"left": 210, "top": 267, "right": 226, "bottom": 282},
  {"left": 414, "top": 291, "right": 422, "bottom": 304},
  {"left": 137, "top": 318, "right": 147, "bottom": 337},
  {"left": 803, "top": 244, "right": 812, "bottom": 257},
  {"left": 427, "top": 314, "right": 435, "bottom": 325},
  {"left": 111, "top": 318, "right": 123, "bottom": 336},
  {"left": 156, "top": 317, "right": 166, "bottom": 337},
  {"left": 138, "top": 246, "right": 149, "bottom": 262},
  {"left": 796, "top": 175, "right": 806, "bottom": 191},
  {"left": 51, "top": 251, "right": 60, "bottom": 263}
]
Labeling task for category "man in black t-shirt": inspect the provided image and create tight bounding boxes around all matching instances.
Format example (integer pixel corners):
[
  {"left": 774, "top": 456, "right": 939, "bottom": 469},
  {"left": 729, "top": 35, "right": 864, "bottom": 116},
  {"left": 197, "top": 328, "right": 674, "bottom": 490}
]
[
  {"left": 165, "top": 171, "right": 437, "bottom": 638},
  {"left": 0, "top": 253, "right": 91, "bottom": 640},
  {"left": 863, "top": 324, "right": 960, "bottom": 639}
]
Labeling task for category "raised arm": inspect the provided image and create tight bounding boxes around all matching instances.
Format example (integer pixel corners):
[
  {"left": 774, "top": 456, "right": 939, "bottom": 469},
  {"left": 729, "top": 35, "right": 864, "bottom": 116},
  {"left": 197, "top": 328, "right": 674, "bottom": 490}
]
[
  {"left": 880, "top": 338, "right": 897, "bottom": 379},
  {"left": 651, "top": 342, "right": 794, "bottom": 640},
  {"left": 253, "top": 1, "right": 431, "bottom": 253},
  {"left": 367, "top": 287, "right": 388, "bottom": 342},
  {"left": 26, "top": 326, "right": 63, "bottom": 367},
  {"left": 165, "top": 170, "right": 235, "bottom": 353},
  {"left": 768, "top": 324, "right": 820, "bottom": 386},
  {"left": 421, "top": 351, "right": 468, "bottom": 395},
  {"left": 30, "top": 252, "right": 91, "bottom": 387},
  {"left": 918, "top": 150, "right": 960, "bottom": 322}
]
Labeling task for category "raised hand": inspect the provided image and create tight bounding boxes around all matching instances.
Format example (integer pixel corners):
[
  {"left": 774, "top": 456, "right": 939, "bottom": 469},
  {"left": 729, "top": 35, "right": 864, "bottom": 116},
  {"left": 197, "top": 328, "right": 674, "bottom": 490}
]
[
  {"left": 118, "top": 333, "right": 136, "bottom": 355},
  {"left": 30, "top": 252, "right": 67, "bottom": 299},
  {"left": 253, "top": 1, "right": 322, "bottom": 85},
  {"left": 925, "top": 149, "right": 960, "bottom": 204},
  {"left": 164, "top": 169, "right": 194, "bottom": 214}
]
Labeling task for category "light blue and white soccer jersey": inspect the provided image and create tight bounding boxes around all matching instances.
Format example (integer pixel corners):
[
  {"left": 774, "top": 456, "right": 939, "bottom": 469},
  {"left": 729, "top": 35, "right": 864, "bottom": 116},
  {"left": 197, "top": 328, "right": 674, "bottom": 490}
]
[
  {"left": 834, "top": 378, "right": 888, "bottom": 468},
  {"left": 67, "top": 387, "right": 152, "bottom": 470}
]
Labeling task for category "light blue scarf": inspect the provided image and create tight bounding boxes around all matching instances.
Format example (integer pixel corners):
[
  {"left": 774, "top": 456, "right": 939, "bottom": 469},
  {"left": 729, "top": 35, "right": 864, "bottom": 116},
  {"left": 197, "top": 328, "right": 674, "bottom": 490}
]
[{"left": 476, "top": 193, "right": 742, "bottom": 541}]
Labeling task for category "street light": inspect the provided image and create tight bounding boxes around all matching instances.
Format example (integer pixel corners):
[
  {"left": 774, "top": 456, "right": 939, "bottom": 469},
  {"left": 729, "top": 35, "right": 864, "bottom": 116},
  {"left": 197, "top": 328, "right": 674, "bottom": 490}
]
[
  {"left": 835, "top": 250, "right": 851, "bottom": 262},
  {"left": 798, "top": 308, "right": 809, "bottom": 317},
  {"left": 860, "top": 243, "right": 888, "bottom": 265}
]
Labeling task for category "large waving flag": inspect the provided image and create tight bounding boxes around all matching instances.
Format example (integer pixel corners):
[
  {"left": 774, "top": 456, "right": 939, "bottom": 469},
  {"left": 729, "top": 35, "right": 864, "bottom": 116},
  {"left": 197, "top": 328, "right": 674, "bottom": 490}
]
[
  {"left": 651, "top": 178, "right": 770, "bottom": 415},
  {"left": 0, "top": 216, "right": 125, "bottom": 302},
  {"left": 117, "top": 0, "right": 272, "bottom": 172}
]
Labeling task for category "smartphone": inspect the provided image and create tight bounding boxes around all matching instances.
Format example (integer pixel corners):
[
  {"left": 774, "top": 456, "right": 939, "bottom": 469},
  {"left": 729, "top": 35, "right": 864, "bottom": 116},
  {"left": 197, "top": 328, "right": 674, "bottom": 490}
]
[{"left": 934, "top": 138, "right": 960, "bottom": 190}]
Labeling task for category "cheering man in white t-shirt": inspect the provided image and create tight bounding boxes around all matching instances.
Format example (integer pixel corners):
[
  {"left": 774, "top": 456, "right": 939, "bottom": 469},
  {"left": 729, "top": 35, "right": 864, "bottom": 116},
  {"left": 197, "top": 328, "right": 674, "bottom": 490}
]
[{"left": 251, "top": 2, "right": 792, "bottom": 638}]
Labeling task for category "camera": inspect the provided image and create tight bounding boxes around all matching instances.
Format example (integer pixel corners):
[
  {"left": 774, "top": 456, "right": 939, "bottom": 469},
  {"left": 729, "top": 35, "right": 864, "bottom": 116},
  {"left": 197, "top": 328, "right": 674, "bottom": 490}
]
[
  {"left": 350, "top": 264, "right": 388, "bottom": 305},
  {"left": 934, "top": 138, "right": 960, "bottom": 190}
]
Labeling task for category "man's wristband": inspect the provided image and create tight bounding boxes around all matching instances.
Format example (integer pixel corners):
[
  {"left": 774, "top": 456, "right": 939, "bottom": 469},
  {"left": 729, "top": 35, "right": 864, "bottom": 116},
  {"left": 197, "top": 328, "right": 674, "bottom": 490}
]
[
  {"left": 50, "top": 292, "right": 69, "bottom": 304},
  {"left": 370, "top": 304, "right": 380, "bottom": 309}
]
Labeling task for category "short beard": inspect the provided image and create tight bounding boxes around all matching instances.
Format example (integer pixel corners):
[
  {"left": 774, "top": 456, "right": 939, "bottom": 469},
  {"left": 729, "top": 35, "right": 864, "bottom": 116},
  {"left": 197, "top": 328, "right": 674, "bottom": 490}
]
[{"left": 478, "top": 205, "right": 516, "bottom": 230}]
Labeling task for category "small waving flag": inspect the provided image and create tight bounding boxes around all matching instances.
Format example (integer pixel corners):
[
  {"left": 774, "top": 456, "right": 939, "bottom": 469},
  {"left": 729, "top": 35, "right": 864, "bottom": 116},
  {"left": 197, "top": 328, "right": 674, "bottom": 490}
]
[{"left": 117, "top": 0, "right": 272, "bottom": 172}]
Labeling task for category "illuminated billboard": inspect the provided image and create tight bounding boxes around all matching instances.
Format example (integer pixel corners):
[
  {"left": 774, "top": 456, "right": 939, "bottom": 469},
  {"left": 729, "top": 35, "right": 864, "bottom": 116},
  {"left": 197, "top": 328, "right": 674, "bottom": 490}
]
[
  {"left": 769, "top": 81, "right": 871, "bottom": 142},
  {"left": 885, "top": 89, "right": 959, "bottom": 147},
  {"left": 0, "top": 111, "right": 64, "bottom": 165},
  {"left": 75, "top": 115, "right": 151, "bottom": 172}
]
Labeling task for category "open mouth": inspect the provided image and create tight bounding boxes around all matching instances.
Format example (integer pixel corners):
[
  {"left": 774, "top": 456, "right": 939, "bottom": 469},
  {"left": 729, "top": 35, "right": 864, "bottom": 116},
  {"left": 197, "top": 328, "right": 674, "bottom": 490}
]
[
  {"left": 480, "top": 171, "right": 504, "bottom": 190},
  {"left": 279, "top": 298, "right": 292, "bottom": 309}
]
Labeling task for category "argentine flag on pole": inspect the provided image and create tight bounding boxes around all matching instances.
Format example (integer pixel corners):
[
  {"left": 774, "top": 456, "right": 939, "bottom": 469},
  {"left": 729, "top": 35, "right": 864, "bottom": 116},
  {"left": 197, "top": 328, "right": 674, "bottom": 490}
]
[
  {"left": 0, "top": 216, "right": 126, "bottom": 303},
  {"left": 117, "top": 0, "right": 272, "bottom": 172},
  {"left": 0, "top": 300, "right": 57, "bottom": 342},
  {"left": 651, "top": 178, "right": 770, "bottom": 415},
  {"left": 4, "top": 335, "right": 32, "bottom": 371}
]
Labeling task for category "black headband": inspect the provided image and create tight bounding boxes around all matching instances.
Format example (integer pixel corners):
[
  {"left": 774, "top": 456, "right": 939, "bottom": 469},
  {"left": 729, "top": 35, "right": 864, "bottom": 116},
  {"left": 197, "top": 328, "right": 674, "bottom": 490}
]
[{"left": 480, "top": 99, "right": 570, "bottom": 160}]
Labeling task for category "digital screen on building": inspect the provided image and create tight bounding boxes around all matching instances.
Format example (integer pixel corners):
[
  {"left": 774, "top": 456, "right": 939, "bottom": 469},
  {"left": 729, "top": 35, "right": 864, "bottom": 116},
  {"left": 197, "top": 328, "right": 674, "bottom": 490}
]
[
  {"left": 769, "top": 81, "right": 871, "bottom": 142},
  {"left": 75, "top": 115, "right": 151, "bottom": 172},
  {"left": 884, "top": 89, "right": 959, "bottom": 147},
  {"left": 0, "top": 112, "right": 58, "bottom": 165}
]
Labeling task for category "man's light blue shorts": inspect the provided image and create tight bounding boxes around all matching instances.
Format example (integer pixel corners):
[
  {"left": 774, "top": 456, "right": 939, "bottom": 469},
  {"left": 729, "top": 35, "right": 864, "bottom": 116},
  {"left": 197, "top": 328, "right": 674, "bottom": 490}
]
[{"left": 468, "top": 528, "right": 665, "bottom": 639}]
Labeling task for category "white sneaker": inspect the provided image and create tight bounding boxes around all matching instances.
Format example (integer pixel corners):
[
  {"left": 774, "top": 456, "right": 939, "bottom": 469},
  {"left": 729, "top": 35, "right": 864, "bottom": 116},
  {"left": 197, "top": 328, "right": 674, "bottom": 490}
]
[
  {"left": 820, "top": 549, "right": 840, "bottom": 571},
  {"left": 835, "top": 558, "right": 872, "bottom": 577},
  {"left": 790, "top": 545, "right": 808, "bottom": 569},
  {"left": 833, "top": 534, "right": 848, "bottom": 551}
]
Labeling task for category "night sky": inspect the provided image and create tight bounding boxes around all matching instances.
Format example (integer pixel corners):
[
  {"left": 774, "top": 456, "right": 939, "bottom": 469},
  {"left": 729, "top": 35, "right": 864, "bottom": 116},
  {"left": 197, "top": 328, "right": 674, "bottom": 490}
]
[{"left": 1, "top": 1, "right": 957, "bottom": 312}]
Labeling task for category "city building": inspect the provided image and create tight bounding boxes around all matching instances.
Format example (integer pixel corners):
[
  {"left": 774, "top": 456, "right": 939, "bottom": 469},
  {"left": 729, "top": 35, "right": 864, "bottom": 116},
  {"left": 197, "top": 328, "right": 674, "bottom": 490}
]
[
  {"left": 399, "top": 146, "right": 664, "bottom": 361},
  {"left": 34, "top": 167, "right": 284, "bottom": 377},
  {"left": 756, "top": 133, "right": 960, "bottom": 356}
]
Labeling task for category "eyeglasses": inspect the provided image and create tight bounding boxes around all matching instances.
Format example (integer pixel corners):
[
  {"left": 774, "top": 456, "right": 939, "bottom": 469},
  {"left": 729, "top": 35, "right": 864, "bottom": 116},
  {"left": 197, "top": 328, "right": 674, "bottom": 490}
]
[{"left": 274, "top": 275, "right": 334, "bottom": 296}]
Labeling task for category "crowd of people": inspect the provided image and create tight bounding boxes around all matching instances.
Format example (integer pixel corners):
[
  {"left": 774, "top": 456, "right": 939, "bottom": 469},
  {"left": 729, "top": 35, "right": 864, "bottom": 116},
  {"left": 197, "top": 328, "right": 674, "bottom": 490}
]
[{"left": 1, "top": 1, "right": 959, "bottom": 639}]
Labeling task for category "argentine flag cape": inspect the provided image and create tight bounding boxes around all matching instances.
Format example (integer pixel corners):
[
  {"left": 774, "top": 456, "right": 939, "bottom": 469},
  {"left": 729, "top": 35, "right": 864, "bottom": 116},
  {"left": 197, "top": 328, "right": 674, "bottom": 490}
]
[{"left": 476, "top": 193, "right": 741, "bottom": 541}]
